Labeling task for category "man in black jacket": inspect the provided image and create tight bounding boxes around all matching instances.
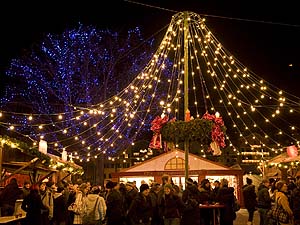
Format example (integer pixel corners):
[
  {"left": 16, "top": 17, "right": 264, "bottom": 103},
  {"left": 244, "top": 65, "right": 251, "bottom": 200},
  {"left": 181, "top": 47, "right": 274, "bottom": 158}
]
[
  {"left": 242, "top": 178, "right": 257, "bottom": 225},
  {"left": 257, "top": 179, "right": 271, "bottom": 225}
]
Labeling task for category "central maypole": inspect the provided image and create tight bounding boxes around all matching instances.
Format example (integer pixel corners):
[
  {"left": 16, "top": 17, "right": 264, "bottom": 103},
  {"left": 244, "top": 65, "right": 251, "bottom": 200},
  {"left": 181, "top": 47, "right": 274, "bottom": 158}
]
[{"left": 183, "top": 11, "right": 190, "bottom": 185}]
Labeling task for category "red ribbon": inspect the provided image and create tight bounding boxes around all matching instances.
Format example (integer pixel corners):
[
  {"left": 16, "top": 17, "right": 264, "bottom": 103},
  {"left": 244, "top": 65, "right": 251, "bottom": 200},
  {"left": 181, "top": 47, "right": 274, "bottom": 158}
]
[
  {"left": 149, "top": 115, "right": 169, "bottom": 149},
  {"left": 202, "top": 112, "right": 226, "bottom": 148}
]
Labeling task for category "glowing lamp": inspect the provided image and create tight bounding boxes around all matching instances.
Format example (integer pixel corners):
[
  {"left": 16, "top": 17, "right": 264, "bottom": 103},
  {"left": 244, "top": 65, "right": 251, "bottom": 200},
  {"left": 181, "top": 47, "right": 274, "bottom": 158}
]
[
  {"left": 62, "top": 149, "right": 67, "bottom": 161},
  {"left": 39, "top": 140, "right": 47, "bottom": 154},
  {"left": 287, "top": 145, "right": 298, "bottom": 158}
]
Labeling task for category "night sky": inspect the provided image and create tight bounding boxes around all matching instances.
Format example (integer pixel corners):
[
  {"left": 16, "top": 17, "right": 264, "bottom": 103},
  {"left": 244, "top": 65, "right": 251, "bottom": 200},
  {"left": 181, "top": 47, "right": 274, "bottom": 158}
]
[{"left": 1, "top": 0, "right": 300, "bottom": 96}]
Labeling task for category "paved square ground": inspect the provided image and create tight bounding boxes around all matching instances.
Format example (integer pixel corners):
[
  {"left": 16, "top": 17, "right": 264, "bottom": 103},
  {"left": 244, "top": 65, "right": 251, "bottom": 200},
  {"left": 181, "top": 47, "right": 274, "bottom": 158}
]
[{"left": 234, "top": 208, "right": 260, "bottom": 225}]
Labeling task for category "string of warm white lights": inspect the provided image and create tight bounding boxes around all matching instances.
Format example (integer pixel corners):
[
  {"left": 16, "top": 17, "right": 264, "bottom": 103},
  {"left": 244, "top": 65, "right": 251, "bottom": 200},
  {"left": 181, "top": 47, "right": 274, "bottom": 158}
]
[
  {"left": 1, "top": 11, "right": 300, "bottom": 162},
  {"left": 183, "top": 13, "right": 300, "bottom": 150}
]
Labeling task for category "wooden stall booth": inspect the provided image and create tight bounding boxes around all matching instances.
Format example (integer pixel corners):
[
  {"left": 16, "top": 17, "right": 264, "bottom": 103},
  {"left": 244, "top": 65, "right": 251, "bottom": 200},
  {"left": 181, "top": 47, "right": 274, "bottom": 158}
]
[
  {"left": 0, "top": 136, "right": 83, "bottom": 187},
  {"left": 112, "top": 148, "right": 244, "bottom": 205}
]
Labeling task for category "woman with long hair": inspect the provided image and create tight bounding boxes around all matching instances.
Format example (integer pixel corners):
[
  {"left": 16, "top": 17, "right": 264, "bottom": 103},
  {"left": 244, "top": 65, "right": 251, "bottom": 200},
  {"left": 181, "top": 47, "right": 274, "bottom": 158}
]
[
  {"left": 72, "top": 183, "right": 89, "bottom": 225},
  {"left": 275, "top": 181, "right": 293, "bottom": 225}
]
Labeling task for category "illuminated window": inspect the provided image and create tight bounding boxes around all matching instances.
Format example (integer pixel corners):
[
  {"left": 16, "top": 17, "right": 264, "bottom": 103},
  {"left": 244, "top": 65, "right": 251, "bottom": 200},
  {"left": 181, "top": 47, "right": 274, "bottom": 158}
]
[{"left": 164, "top": 157, "right": 185, "bottom": 170}]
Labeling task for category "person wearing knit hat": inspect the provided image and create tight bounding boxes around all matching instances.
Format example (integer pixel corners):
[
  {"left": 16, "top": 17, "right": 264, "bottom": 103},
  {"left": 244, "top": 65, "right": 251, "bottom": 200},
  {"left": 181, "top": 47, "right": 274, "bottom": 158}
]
[
  {"left": 140, "top": 183, "right": 150, "bottom": 193},
  {"left": 106, "top": 181, "right": 118, "bottom": 189},
  {"left": 128, "top": 183, "right": 152, "bottom": 224},
  {"left": 39, "top": 181, "right": 54, "bottom": 222},
  {"left": 22, "top": 180, "right": 31, "bottom": 199},
  {"left": 106, "top": 181, "right": 123, "bottom": 225},
  {"left": 124, "top": 180, "right": 138, "bottom": 225},
  {"left": 186, "top": 178, "right": 194, "bottom": 185}
]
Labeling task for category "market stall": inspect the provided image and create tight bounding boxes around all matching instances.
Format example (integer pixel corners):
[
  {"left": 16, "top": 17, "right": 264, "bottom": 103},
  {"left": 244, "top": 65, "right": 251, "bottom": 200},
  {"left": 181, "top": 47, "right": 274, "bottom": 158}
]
[
  {"left": 0, "top": 136, "right": 83, "bottom": 187},
  {"left": 264, "top": 149, "right": 300, "bottom": 180},
  {"left": 112, "top": 148, "right": 244, "bottom": 202}
]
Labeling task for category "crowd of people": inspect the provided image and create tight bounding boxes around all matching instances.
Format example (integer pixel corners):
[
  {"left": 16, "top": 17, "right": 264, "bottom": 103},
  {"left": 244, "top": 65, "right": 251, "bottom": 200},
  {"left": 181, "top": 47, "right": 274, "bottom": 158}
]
[
  {"left": 242, "top": 177, "right": 300, "bottom": 225},
  {"left": 0, "top": 175, "right": 237, "bottom": 225},
  {"left": 0, "top": 175, "right": 299, "bottom": 225},
  {"left": 96, "top": 175, "right": 238, "bottom": 225}
]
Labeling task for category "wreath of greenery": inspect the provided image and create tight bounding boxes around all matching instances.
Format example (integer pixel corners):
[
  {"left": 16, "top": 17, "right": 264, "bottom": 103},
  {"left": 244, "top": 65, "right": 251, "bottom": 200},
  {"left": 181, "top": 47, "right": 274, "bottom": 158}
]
[{"left": 161, "top": 118, "right": 226, "bottom": 145}]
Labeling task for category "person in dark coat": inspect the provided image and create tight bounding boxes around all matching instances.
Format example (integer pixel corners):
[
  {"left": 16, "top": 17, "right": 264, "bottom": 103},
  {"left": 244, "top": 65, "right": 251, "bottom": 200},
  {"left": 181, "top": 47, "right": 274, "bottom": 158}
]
[
  {"left": 53, "top": 186, "right": 67, "bottom": 225},
  {"left": 127, "top": 184, "right": 153, "bottom": 225},
  {"left": 106, "top": 181, "right": 125, "bottom": 225},
  {"left": 21, "top": 184, "right": 46, "bottom": 225},
  {"left": 212, "top": 180, "right": 220, "bottom": 198},
  {"left": 0, "top": 178, "right": 23, "bottom": 216},
  {"left": 198, "top": 178, "right": 214, "bottom": 225},
  {"left": 157, "top": 175, "right": 172, "bottom": 225},
  {"left": 242, "top": 178, "right": 257, "bottom": 225},
  {"left": 119, "top": 183, "right": 128, "bottom": 214},
  {"left": 216, "top": 178, "right": 236, "bottom": 225},
  {"left": 291, "top": 179, "right": 300, "bottom": 225},
  {"left": 148, "top": 183, "right": 161, "bottom": 225},
  {"left": 21, "top": 181, "right": 31, "bottom": 199},
  {"left": 257, "top": 179, "right": 271, "bottom": 225},
  {"left": 124, "top": 181, "right": 138, "bottom": 225},
  {"left": 158, "top": 183, "right": 185, "bottom": 225},
  {"left": 125, "top": 182, "right": 139, "bottom": 210},
  {"left": 181, "top": 179, "right": 201, "bottom": 225}
]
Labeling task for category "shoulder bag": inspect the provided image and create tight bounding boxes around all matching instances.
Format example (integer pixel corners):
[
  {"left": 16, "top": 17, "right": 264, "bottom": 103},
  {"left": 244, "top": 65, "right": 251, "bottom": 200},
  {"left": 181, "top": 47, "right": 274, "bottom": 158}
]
[
  {"left": 267, "top": 197, "right": 289, "bottom": 223},
  {"left": 82, "top": 197, "right": 99, "bottom": 225}
]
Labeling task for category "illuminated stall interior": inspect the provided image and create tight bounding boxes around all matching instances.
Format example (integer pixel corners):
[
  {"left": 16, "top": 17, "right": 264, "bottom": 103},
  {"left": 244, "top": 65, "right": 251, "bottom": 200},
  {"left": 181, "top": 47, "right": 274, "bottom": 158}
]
[{"left": 113, "top": 149, "right": 243, "bottom": 202}]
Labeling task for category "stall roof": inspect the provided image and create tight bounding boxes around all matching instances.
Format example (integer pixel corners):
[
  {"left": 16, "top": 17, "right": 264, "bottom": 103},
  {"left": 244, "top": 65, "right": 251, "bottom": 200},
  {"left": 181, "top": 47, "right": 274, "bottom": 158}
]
[
  {"left": 121, "top": 148, "right": 237, "bottom": 172},
  {"left": 2, "top": 159, "right": 56, "bottom": 174},
  {"left": 267, "top": 152, "right": 300, "bottom": 163}
]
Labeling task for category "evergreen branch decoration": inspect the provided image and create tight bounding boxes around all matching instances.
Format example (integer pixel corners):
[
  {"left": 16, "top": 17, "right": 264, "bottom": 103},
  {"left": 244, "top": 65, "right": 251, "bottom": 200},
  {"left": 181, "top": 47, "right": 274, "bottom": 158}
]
[
  {"left": 48, "top": 153, "right": 84, "bottom": 175},
  {"left": 0, "top": 135, "right": 83, "bottom": 174},
  {"left": 152, "top": 112, "right": 227, "bottom": 155},
  {"left": 51, "top": 162, "right": 84, "bottom": 175},
  {"left": 161, "top": 119, "right": 214, "bottom": 144},
  {"left": 0, "top": 135, "right": 51, "bottom": 165}
]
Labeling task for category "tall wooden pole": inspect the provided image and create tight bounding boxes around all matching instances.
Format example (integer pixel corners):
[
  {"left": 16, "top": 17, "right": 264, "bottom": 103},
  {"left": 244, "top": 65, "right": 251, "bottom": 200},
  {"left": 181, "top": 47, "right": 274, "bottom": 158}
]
[
  {"left": 184, "top": 12, "right": 190, "bottom": 185},
  {"left": 0, "top": 142, "right": 3, "bottom": 180}
]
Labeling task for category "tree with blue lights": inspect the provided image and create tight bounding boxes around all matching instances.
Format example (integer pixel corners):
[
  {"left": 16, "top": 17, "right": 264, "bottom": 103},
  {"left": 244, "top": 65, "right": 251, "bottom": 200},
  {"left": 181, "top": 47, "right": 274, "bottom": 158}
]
[{"left": 0, "top": 24, "right": 165, "bottom": 159}]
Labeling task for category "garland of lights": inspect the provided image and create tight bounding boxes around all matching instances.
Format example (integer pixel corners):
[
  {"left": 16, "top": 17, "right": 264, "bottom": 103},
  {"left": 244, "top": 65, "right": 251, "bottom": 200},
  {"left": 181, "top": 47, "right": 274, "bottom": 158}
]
[
  {"left": 0, "top": 135, "right": 51, "bottom": 165},
  {"left": 267, "top": 161, "right": 300, "bottom": 169},
  {"left": 2, "top": 11, "right": 300, "bottom": 161},
  {"left": 52, "top": 162, "right": 84, "bottom": 175}
]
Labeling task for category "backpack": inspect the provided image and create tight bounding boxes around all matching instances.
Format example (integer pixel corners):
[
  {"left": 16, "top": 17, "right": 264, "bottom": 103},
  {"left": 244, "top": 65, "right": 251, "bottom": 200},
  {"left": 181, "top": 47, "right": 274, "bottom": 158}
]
[{"left": 82, "top": 197, "right": 99, "bottom": 225}]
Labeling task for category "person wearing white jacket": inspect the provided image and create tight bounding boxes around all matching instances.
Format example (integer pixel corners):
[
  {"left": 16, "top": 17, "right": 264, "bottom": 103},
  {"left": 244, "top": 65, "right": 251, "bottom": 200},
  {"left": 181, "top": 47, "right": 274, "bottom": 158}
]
[{"left": 84, "top": 187, "right": 107, "bottom": 225}]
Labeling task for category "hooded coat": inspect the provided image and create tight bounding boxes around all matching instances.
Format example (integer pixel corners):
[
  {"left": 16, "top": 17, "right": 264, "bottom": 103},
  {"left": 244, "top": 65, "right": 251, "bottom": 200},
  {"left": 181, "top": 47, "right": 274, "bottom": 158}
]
[
  {"left": 242, "top": 184, "right": 257, "bottom": 209},
  {"left": 257, "top": 183, "right": 271, "bottom": 209},
  {"left": 84, "top": 194, "right": 106, "bottom": 222}
]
